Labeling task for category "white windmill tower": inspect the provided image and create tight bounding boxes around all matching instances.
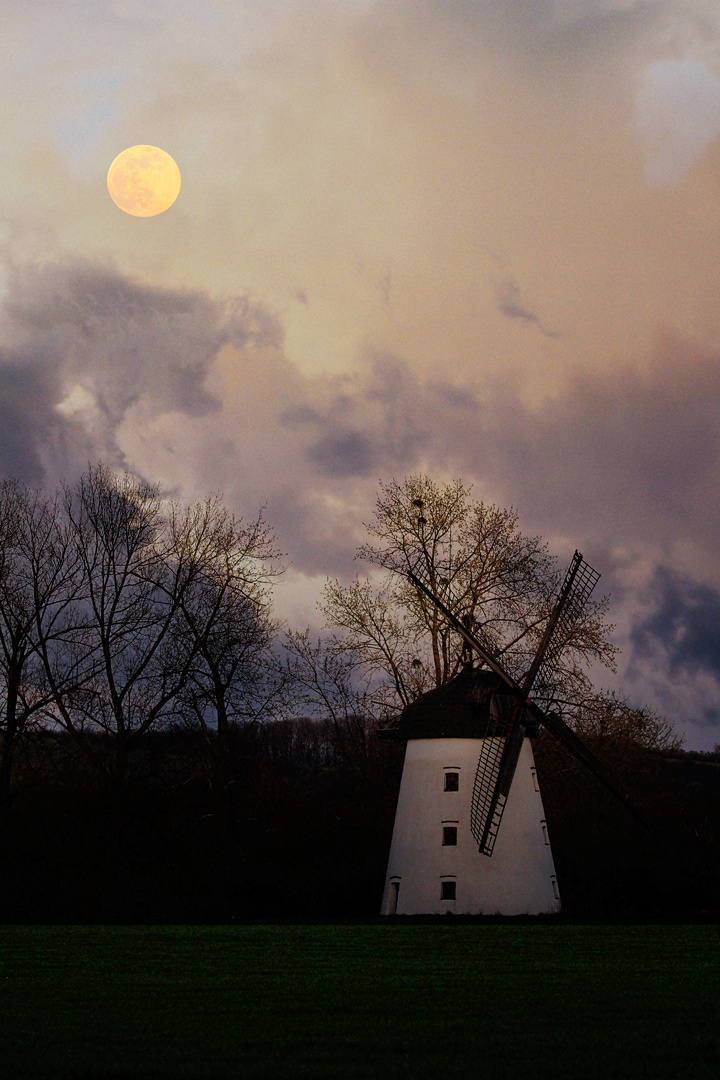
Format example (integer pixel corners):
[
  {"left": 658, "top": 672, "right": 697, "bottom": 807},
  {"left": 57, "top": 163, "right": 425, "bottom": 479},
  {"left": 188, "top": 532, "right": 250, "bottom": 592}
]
[{"left": 380, "top": 551, "right": 644, "bottom": 916}]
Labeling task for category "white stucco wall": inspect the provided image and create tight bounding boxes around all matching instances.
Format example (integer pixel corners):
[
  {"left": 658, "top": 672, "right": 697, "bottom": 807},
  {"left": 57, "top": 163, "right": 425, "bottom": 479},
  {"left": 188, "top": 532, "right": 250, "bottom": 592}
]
[{"left": 381, "top": 737, "right": 560, "bottom": 915}]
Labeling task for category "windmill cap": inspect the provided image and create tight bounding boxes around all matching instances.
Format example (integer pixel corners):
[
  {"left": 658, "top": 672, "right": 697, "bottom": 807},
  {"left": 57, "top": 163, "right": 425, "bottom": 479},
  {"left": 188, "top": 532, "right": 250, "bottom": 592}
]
[{"left": 396, "top": 666, "right": 515, "bottom": 740}]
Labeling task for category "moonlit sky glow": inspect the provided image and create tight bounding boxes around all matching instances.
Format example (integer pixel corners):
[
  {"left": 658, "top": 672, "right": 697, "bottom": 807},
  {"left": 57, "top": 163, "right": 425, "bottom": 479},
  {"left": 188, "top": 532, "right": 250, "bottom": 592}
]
[{"left": 2, "top": 0, "right": 720, "bottom": 747}]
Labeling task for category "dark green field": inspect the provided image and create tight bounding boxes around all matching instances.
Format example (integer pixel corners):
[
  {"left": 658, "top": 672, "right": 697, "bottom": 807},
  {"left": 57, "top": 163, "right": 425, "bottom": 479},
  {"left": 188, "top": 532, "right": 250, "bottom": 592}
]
[{"left": 1, "top": 923, "right": 718, "bottom": 1079}]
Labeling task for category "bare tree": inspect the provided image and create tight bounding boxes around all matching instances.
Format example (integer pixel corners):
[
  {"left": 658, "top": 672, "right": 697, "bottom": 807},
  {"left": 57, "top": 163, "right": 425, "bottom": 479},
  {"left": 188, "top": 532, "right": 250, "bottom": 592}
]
[
  {"left": 0, "top": 481, "right": 83, "bottom": 812},
  {"left": 39, "top": 465, "right": 206, "bottom": 786},
  {"left": 322, "top": 475, "right": 617, "bottom": 717},
  {"left": 282, "top": 630, "right": 374, "bottom": 757},
  {"left": 174, "top": 500, "right": 283, "bottom": 801},
  {"left": 568, "top": 693, "right": 683, "bottom": 757}
]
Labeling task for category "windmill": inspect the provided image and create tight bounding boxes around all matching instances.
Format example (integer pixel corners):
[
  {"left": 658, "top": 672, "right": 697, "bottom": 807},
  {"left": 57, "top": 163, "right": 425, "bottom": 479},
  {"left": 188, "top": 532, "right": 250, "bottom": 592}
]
[{"left": 380, "top": 549, "right": 645, "bottom": 915}]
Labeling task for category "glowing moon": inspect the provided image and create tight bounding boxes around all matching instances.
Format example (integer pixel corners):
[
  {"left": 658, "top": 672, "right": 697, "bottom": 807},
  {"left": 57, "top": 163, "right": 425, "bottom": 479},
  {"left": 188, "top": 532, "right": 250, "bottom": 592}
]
[{"left": 107, "top": 145, "right": 181, "bottom": 217}]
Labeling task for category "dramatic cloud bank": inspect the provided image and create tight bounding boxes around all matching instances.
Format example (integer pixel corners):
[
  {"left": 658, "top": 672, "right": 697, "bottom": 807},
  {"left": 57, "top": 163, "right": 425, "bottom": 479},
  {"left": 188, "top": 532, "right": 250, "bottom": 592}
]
[{"left": 3, "top": 257, "right": 719, "bottom": 744}]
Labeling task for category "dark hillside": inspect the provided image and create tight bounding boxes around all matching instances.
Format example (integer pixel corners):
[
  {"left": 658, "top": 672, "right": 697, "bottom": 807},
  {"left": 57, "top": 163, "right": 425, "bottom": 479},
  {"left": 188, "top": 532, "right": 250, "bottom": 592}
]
[
  {"left": 535, "top": 737, "right": 720, "bottom": 916},
  {"left": 0, "top": 723, "right": 717, "bottom": 921}
]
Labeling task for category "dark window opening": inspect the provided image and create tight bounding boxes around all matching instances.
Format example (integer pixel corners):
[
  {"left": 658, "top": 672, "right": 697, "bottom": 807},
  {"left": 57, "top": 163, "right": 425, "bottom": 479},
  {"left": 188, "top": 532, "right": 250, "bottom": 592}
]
[
  {"left": 389, "top": 881, "right": 399, "bottom": 914},
  {"left": 441, "top": 881, "right": 456, "bottom": 901},
  {"left": 444, "top": 772, "right": 459, "bottom": 791},
  {"left": 442, "top": 826, "right": 458, "bottom": 846}
]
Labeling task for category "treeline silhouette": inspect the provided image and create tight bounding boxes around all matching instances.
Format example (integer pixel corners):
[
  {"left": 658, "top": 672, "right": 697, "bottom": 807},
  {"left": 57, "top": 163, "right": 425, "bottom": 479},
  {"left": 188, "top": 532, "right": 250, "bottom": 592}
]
[
  {"left": 0, "top": 716, "right": 402, "bottom": 922},
  {"left": 1, "top": 717, "right": 719, "bottom": 921}
]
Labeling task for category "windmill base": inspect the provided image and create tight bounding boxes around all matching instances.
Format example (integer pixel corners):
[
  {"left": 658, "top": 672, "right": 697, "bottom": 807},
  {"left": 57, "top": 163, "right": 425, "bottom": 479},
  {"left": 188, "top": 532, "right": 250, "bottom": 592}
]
[{"left": 381, "top": 737, "right": 560, "bottom": 916}]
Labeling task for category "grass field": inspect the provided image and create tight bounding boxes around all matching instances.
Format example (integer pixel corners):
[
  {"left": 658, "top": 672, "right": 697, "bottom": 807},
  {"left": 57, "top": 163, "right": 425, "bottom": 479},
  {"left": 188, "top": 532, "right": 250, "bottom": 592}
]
[{"left": 1, "top": 923, "right": 718, "bottom": 1079}]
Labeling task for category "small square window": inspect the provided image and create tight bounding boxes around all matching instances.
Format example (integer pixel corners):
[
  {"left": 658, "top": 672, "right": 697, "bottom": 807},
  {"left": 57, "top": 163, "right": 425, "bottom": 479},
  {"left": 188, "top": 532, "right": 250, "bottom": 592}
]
[
  {"left": 442, "top": 826, "right": 458, "bottom": 846},
  {"left": 441, "top": 881, "right": 456, "bottom": 901},
  {"left": 444, "top": 772, "right": 459, "bottom": 791}
]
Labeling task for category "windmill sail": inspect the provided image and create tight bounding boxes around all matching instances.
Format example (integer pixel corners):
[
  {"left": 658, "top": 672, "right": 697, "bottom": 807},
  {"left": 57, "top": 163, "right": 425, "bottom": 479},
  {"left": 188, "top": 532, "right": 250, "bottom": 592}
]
[
  {"left": 470, "top": 694, "right": 528, "bottom": 855},
  {"left": 407, "top": 554, "right": 647, "bottom": 852},
  {"left": 528, "top": 551, "right": 600, "bottom": 704},
  {"left": 468, "top": 551, "right": 599, "bottom": 855}
]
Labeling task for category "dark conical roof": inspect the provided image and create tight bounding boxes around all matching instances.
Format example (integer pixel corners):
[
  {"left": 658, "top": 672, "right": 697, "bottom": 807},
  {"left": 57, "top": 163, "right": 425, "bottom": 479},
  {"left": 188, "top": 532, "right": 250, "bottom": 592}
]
[{"left": 395, "top": 665, "right": 511, "bottom": 740}]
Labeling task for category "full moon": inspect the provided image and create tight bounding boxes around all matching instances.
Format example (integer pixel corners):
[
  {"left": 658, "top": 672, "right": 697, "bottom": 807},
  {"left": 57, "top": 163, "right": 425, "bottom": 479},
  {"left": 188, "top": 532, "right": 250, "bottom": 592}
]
[{"left": 107, "top": 145, "right": 181, "bottom": 217}]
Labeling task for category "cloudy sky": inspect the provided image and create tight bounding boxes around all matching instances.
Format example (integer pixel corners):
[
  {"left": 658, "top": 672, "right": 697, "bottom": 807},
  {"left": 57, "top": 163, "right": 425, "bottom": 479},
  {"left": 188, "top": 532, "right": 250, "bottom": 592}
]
[{"left": 2, "top": 0, "right": 720, "bottom": 748}]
